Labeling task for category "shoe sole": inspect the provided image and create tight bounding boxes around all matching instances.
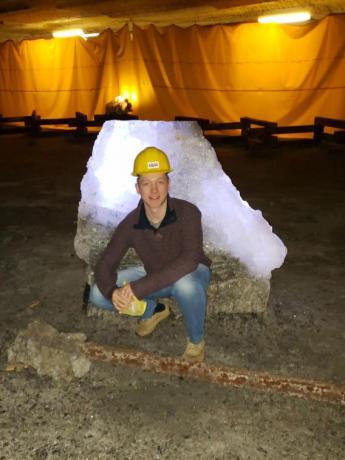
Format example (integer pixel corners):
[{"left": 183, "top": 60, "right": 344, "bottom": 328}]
[{"left": 135, "top": 307, "right": 170, "bottom": 337}]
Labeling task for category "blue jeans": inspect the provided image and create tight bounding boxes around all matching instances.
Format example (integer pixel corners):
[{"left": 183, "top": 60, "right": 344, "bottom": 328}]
[{"left": 89, "top": 264, "right": 211, "bottom": 344}]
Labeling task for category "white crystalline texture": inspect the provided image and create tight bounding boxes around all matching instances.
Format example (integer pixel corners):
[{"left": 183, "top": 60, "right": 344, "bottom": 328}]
[{"left": 76, "top": 120, "right": 287, "bottom": 278}]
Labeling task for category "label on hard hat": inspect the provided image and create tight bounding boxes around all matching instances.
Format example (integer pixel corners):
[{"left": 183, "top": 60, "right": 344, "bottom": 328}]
[{"left": 147, "top": 161, "right": 160, "bottom": 169}]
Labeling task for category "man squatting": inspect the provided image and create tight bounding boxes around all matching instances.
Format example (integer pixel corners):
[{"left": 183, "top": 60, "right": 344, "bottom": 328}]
[{"left": 89, "top": 147, "right": 212, "bottom": 362}]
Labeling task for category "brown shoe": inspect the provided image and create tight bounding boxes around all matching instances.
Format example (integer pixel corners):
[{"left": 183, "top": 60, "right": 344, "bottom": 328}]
[
  {"left": 135, "top": 304, "right": 170, "bottom": 337},
  {"left": 181, "top": 339, "right": 205, "bottom": 362}
]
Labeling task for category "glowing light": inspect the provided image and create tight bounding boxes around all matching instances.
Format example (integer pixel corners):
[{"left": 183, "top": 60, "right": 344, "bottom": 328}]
[
  {"left": 115, "top": 95, "right": 125, "bottom": 104},
  {"left": 52, "top": 29, "right": 99, "bottom": 39},
  {"left": 130, "top": 92, "right": 138, "bottom": 103},
  {"left": 258, "top": 12, "right": 311, "bottom": 24},
  {"left": 82, "top": 33, "right": 99, "bottom": 39},
  {"left": 120, "top": 89, "right": 138, "bottom": 104},
  {"left": 52, "top": 29, "right": 84, "bottom": 38}
]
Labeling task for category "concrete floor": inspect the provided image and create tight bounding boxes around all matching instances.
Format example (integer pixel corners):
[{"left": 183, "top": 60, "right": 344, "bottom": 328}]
[{"left": 0, "top": 133, "right": 344, "bottom": 459}]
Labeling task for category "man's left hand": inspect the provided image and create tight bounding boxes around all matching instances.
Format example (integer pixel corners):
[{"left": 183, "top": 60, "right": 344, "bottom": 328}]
[{"left": 112, "top": 283, "right": 135, "bottom": 311}]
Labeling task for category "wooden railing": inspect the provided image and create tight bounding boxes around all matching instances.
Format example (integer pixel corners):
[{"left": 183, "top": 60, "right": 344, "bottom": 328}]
[
  {"left": 0, "top": 111, "right": 139, "bottom": 135},
  {"left": 174, "top": 115, "right": 345, "bottom": 146},
  {"left": 1, "top": 111, "right": 344, "bottom": 147}
]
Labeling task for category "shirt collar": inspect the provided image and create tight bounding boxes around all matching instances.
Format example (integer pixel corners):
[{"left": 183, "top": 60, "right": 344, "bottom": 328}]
[{"left": 134, "top": 195, "right": 177, "bottom": 230}]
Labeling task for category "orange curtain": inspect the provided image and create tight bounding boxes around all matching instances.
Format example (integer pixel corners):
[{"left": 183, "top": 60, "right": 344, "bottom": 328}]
[
  {"left": 0, "top": 27, "right": 131, "bottom": 119},
  {"left": 1, "top": 16, "right": 345, "bottom": 124}
]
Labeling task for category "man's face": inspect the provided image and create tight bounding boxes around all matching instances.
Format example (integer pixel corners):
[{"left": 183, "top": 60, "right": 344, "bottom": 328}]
[{"left": 135, "top": 173, "right": 170, "bottom": 210}]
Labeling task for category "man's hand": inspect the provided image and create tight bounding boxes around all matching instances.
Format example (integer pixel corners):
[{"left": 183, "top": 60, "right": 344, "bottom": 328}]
[{"left": 112, "top": 283, "right": 135, "bottom": 311}]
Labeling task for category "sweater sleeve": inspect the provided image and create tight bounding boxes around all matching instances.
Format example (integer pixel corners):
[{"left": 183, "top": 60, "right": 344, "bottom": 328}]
[
  {"left": 94, "top": 220, "right": 130, "bottom": 299},
  {"left": 130, "top": 205, "right": 204, "bottom": 299}
]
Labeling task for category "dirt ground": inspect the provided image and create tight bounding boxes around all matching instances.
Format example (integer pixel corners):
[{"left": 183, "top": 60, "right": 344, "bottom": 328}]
[{"left": 0, "top": 133, "right": 344, "bottom": 459}]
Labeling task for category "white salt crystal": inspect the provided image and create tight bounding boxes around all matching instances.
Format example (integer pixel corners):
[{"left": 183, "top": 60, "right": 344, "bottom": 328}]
[{"left": 77, "top": 120, "right": 287, "bottom": 278}]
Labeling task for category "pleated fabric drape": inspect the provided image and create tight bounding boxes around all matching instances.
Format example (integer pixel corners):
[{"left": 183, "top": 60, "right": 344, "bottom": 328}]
[{"left": 1, "top": 15, "right": 345, "bottom": 124}]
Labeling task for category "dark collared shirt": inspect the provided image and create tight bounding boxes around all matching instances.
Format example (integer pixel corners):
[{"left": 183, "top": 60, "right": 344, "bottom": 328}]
[
  {"left": 133, "top": 198, "right": 177, "bottom": 231},
  {"left": 95, "top": 196, "right": 211, "bottom": 300}
]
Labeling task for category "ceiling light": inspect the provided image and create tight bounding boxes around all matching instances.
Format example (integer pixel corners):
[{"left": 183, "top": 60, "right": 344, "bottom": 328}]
[
  {"left": 258, "top": 12, "right": 311, "bottom": 24},
  {"left": 82, "top": 33, "right": 99, "bottom": 39},
  {"left": 52, "top": 28, "right": 84, "bottom": 38}
]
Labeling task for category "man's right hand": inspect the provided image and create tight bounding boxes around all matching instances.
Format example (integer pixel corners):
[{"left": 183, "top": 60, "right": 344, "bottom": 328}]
[{"left": 111, "top": 285, "right": 134, "bottom": 311}]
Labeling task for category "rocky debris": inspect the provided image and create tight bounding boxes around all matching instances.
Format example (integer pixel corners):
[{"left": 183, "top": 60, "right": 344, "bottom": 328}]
[{"left": 7, "top": 320, "right": 91, "bottom": 383}]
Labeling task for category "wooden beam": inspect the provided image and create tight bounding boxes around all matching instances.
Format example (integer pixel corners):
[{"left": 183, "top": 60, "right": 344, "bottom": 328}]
[
  {"left": 241, "top": 117, "right": 277, "bottom": 128},
  {"left": 271, "top": 125, "right": 315, "bottom": 134},
  {"left": 207, "top": 122, "right": 242, "bottom": 130},
  {"left": 315, "top": 117, "right": 345, "bottom": 130},
  {"left": 0, "top": 116, "right": 30, "bottom": 123}
]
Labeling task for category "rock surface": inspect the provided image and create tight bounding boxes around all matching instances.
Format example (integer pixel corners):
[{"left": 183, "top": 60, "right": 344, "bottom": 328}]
[
  {"left": 7, "top": 321, "right": 91, "bottom": 382},
  {"left": 75, "top": 120, "right": 286, "bottom": 279}
]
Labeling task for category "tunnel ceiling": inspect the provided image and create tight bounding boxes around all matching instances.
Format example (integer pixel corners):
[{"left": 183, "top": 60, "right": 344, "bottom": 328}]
[{"left": 0, "top": 0, "right": 344, "bottom": 41}]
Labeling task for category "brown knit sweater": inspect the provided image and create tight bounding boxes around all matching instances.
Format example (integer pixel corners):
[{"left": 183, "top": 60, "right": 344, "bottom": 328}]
[{"left": 95, "top": 196, "right": 211, "bottom": 300}]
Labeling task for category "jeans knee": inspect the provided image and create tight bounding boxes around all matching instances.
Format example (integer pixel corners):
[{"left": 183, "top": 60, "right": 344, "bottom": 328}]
[
  {"left": 89, "top": 284, "right": 102, "bottom": 304},
  {"left": 173, "top": 275, "right": 201, "bottom": 299},
  {"left": 89, "top": 284, "right": 113, "bottom": 310},
  {"left": 116, "top": 266, "right": 146, "bottom": 287}
]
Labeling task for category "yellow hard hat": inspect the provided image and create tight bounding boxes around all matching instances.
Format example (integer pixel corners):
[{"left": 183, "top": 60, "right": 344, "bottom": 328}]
[{"left": 132, "top": 146, "right": 173, "bottom": 176}]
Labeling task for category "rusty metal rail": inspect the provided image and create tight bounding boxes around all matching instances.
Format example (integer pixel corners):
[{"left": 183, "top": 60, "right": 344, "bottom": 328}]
[{"left": 82, "top": 343, "right": 345, "bottom": 406}]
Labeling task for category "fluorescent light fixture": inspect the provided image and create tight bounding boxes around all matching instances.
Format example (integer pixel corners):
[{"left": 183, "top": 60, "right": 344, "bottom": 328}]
[
  {"left": 82, "top": 33, "right": 99, "bottom": 38},
  {"left": 258, "top": 12, "right": 311, "bottom": 24},
  {"left": 52, "top": 29, "right": 99, "bottom": 39},
  {"left": 52, "top": 28, "right": 84, "bottom": 38}
]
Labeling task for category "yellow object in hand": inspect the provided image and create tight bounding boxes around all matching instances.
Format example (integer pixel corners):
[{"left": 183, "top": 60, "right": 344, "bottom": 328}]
[
  {"left": 119, "top": 281, "right": 147, "bottom": 316},
  {"left": 119, "top": 297, "right": 147, "bottom": 316}
]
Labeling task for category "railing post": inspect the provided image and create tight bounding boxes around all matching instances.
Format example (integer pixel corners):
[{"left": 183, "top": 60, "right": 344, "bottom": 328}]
[
  {"left": 25, "top": 110, "right": 41, "bottom": 135},
  {"left": 313, "top": 117, "right": 324, "bottom": 143},
  {"left": 240, "top": 117, "right": 250, "bottom": 148},
  {"left": 75, "top": 112, "right": 88, "bottom": 135}
]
